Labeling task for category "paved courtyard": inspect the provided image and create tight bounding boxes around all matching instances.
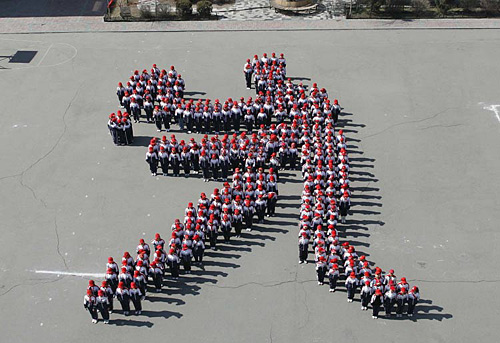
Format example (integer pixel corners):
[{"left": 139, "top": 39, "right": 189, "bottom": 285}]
[{"left": 1, "top": 29, "right": 500, "bottom": 342}]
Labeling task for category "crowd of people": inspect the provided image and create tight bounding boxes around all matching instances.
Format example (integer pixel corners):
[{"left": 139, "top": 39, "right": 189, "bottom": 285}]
[
  {"left": 85, "top": 159, "right": 279, "bottom": 323},
  {"left": 295, "top": 97, "right": 420, "bottom": 319},
  {"left": 108, "top": 55, "right": 341, "bottom": 141},
  {"left": 94, "top": 56, "right": 420, "bottom": 323},
  {"left": 144, "top": 132, "right": 294, "bottom": 181}
]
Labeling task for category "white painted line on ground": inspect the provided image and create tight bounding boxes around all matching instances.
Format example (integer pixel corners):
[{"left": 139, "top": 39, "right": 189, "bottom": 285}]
[
  {"left": 37, "top": 43, "right": 53, "bottom": 66},
  {"left": 34, "top": 270, "right": 105, "bottom": 278},
  {"left": 482, "top": 104, "right": 500, "bottom": 123}
]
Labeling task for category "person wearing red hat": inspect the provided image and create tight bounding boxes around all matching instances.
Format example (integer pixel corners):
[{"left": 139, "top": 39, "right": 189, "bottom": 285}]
[
  {"left": 166, "top": 248, "right": 180, "bottom": 279},
  {"left": 328, "top": 263, "right": 339, "bottom": 292},
  {"left": 100, "top": 280, "right": 114, "bottom": 314},
  {"left": 316, "top": 256, "right": 327, "bottom": 285},
  {"left": 345, "top": 271, "right": 358, "bottom": 302},
  {"left": 384, "top": 285, "right": 398, "bottom": 317},
  {"left": 105, "top": 268, "right": 118, "bottom": 292},
  {"left": 232, "top": 208, "right": 243, "bottom": 238},
  {"left": 130, "top": 96, "right": 141, "bottom": 123},
  {"left": 144, "top": 94, "right": 153, "bottom": 123},
  {"left": 180, "top": 243, "right": 193, "bottom": 273},
  {"left": 407, "top": 286, "right": 420, "bottom": 317},
  {"left": 96, "top": 289, "right": 110, "bottom": 324},
  {"left": 266, "top": 191, "right": 277, "bottom": 217},
  {"left": 396, "top": 288, "right": 408, "bottom": 318},
  {"left": 360, "top": 280, "right": 374, "bottom": 311},
  {"left": 209, "top": 153, "right": 220, "bottom": 181},
  {"left": 339, "top": 191, "right": 350, "bottom": 224},
  {"left": 129, "top": 282, "right": 142, "bottom": 315},
  {"left": 149, "top": 261, "right": 163, "bottom": 292},
  {"left": 255, "top": 193, "right": 267, "bottom": 223},
  {"left": 169, "top": 147, "right": 181, "bottom": 177},
  {"left": 199, "top": 150, "right": 210, "bottom": 182},
  {"left": 181, "top": 146, "right": 192, "bottom": 178},
  {"left": 332, "top": 99, "right": 341, "bottom": 125},
  {"left": 192, "top": 234, "right": 206, "bottom": 264},
  {"left": 84, "top": 289, "right": 98, "bottom": 323},
  {"left": 115, "top": 281, "right": 130, "bottom": 315},
  {"left": 242, "top": 198, "right": 255, "bottom": 232},
  {"left": 370, "top": 289, "right": 384, "bottom": 319},
  {"left": 145, "top": 146, "right": 159, "bottom": 176},
  {"left": 244, "top": 59, "right": 253, "bottom": 89},
  {"left": 244, "top": 108, "right": 255, "bottom": 133}
]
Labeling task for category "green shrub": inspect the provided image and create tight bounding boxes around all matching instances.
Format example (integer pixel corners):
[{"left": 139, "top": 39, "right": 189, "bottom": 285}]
[
  {"left": 197, "top": 0, "right": 213, "bottom": 17},
  {"left": 176, "top": 0, "right": 193, "bottom": 17},
  {"left": 459, "top": 0, "right": 479, "bottom": 10},
  {"left": 480, "top": 0, "right": 500, "bottom": 13}
]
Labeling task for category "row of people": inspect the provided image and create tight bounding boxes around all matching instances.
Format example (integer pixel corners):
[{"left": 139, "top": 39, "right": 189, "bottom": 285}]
[
  {"left": 144, "top": 133, "right": 292, "bottom": 179},
  {"left": 294, "top": 99, "right": 421, "bottom": 319},
  {"left": 84, "top": 176, "right": 279, "bottom": 323}
]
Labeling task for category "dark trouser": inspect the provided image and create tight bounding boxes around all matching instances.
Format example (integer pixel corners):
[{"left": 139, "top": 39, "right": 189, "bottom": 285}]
[
  {"left": 172, "top": 163, "right": 180, "bottom": 176},
  {"left": 111, "top": 129, "right": 118, "bottom": 145},
  {"left": 267, "top": 199, "right": 276, "bottom": 216},
  {"left": 245, "top": 73, "right": 252, "bottom": 88},
  {"left": 108, "top": 296, "right": 114, "bottom": 311},
  {"left": 202, "top": 167, "right": 210, "bottom": 180},
  {"left": 208, "top": 232, "right": 217, "bottom": 248},
  {"left": 299, "top": 247, "right": 308, "bottom": 262},
  {"left": 246, "top": 121, "right": 253, "bottom": 132},
  {"left": 233, "top": 119, "right": 240, "bottom": 133},
  {"left": 193, "top": 247, "right": 204, "bottom": 262},
  {"left": 397, "top": 299, "right": 405, "bottom": 315},
  {"left": 329, "top": 273, "right": 338, "bottom": 290},
  {"left": 244, "top": 214, "right": 253, "bottom": 229},
  {"left": 385, "top": 299, "right": 396, "bottom": 316},
  {"left": 257, "top": 208, "right": 265, "bottom": 221},
  {"left": 317, "top": 266, "right": 326, "bottom": 283},
  {"left": 234, "top": 222, "right": 243, "bottom": 235},
  {"left": 192, "top": 157, "right": 200, "bottom": 173},
  {"left": 222, "top": 226, "right": 231, "bottom": 242},
  {"left": 195, "top": 120, "right": 202, "bottom": 133},
  {"left": 183, "top": 162, "right": 190, "bottom": 176},
  {"left": 213, "top": 120, "right": 220, "bottom": 133},
  {"left": 133, "top": 111, "right": 140, "bottom": 122},
  {"left": 183, "top": 260, "right": 191, "bottom": 271},
  {"left": 131, "top": 298, "right": 142, "bottom": 312},
  {"left": 204, "top": 120, "right": 211, "bottom": 133},
  {"left": 224, "top": 120, "right": 231, "bottom": 132},
  {"left": 119, "top": 299, "right": 130, "bottom": 313},
  {"left": 407, "top": 298, "right": 417, "bottom": 315},
  {"left": 161, "top": 159, "right": 169, "bottom": 175},
  {"left": 153, "top": 274, "right": 162, "bottom": 290},
  {"left": 373, "top": 303, "right": 381, "bottom": 317},
  {"left": 290, "top": 156, "right": 297, "bottom": 170},
  {"left": 347, "top": 285, "right": 355, "bottom": 300},
  {"left": 149, "top": 162, "right": 158, "bottom": 174},
  {"left": 163, "top": 116, "right": 171, "bottom": 130},
  {"left": 99, "top": 306, "right": 110, "bottom": 320},
  {"left": 221, "top": 165, "right": 228, "bottom": 180},
  {"left": 118, "top": 95, "right": 123, "bottom": 106},
  {"left": 211, "top": 167, "right": 219, "bottom": 180},
  {"left": 145, "top": 109, "right": 152, "bottom": 122},
  {"left": 170, "top": 262, "right": 179, "bottom": 277},
  {"left": 186, "top": 119, "right": 193, "bottom": 132},
  {"left": 361, "top": 293, "right": 371, "bottom": 308},
  {"left": 87, "top": 307, "right": 98, "bottom": 320}
]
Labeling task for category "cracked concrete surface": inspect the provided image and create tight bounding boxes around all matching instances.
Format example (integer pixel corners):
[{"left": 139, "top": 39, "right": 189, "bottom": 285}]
[{"left": 1, "top": 30, "right": 500, "bottom": 342}]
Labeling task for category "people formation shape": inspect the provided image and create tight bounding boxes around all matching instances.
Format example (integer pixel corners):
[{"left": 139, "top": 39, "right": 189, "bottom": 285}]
[{"left": 91, "top": 55, "right": 420, "bottom": 324}]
